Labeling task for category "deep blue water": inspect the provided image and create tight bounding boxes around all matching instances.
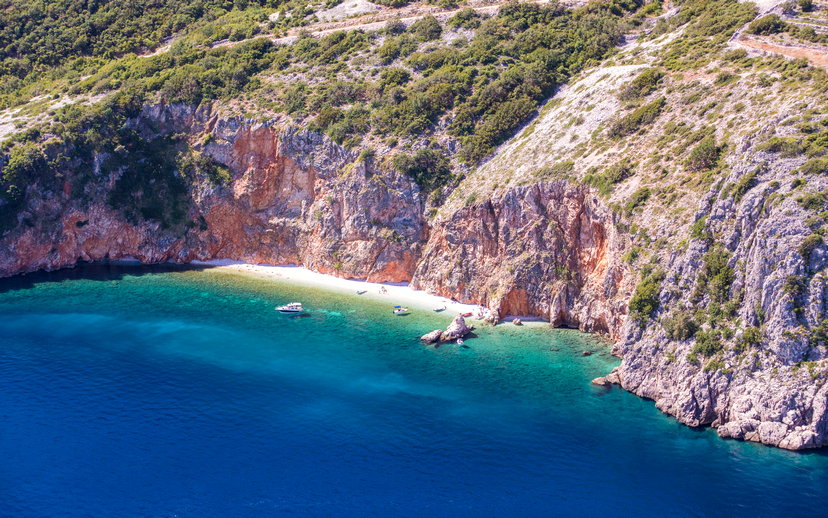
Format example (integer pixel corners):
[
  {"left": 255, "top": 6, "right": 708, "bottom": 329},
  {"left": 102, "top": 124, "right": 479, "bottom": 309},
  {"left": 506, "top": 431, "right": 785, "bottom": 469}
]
[{"left": 1, "top": 264, "right": 828, "bottom": 517}]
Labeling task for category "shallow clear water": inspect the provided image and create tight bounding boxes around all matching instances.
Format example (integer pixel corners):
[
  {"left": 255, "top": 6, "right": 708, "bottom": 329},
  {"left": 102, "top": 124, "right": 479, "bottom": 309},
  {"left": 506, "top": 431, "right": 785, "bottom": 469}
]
[{"left": 1, "top": 264, "right": 827, "bottom": 517}]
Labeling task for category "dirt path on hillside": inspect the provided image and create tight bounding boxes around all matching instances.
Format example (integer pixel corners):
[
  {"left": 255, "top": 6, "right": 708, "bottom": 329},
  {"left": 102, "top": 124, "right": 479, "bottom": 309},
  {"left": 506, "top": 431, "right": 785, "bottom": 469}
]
[
  {"left": 736, "top": 34, "right": 828, "bottom": 69},
  {"left": 209, "top": 0, "right": 571, "bottom": 49}
]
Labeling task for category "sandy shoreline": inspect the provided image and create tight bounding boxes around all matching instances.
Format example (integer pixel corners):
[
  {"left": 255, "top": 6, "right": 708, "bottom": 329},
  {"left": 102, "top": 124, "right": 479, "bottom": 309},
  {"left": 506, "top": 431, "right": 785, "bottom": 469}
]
[{"left": 191, "top": 260, "right": 510, "bottom": 319}]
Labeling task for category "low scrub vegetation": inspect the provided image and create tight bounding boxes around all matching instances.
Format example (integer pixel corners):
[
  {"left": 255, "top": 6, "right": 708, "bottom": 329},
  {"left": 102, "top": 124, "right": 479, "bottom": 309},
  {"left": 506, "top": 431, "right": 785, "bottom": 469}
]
[{"left": 629, "top": 268, "right": 665, "bottom": 323}]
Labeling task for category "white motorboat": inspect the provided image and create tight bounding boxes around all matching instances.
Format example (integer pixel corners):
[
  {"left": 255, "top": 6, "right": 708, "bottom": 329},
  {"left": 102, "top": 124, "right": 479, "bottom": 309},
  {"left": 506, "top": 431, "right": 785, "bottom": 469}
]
[
  {"left": 356, "top": 290, "right": 367, "bottom": 295},
  {"left": 433, "top": 305, "right": 446, "bottom": 312},
  {"left": 276, "top": 302, "right": 304, "bottom": 313},
  {"left": 392, "top": 306, "right": 410, "bottom": 316}
]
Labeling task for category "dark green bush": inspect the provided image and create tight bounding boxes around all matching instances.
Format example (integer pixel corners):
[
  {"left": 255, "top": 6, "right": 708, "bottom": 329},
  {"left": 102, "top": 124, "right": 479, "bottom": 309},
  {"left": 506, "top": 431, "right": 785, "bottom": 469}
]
[
  {"left": 393, "top": 148, "right": 453, "bottom": 193},
  {"left": 691, "top": 329, "right": 723, "bottom": 357},
  {"left": 625, "top": 187, "right": 651, "bottom": 214},
  {"left": 447, "top": 8, "right": 484, "bottom": 30},
  {"left": 629, "top": 269, "right": 665, "bottom": 322},
  {"left": 747, "top": 14, "right": 785, "bottom": 35},
  {"left": 410, "top": 15, "right": 443, "bottom": 42},
  {"left": 797, "top": 190, "right": 828, "bottom": 211},
  {"left": 686, "top": 135, "right": 721, "bottom": 171},
  {"left": 695, "top": 245, "right": 734, "bottom": 303},
  {"left": 380, "top": 68, "right": 411, "bottom": 88},
  {"left": 797, "top": 158, "right": 828, "bottom": 175},
  {"left": 664, "top": 311, "right": 698, "bottom": 340},
  {"left": 736, "top": 326, "right": 762, "bottom": 351}
]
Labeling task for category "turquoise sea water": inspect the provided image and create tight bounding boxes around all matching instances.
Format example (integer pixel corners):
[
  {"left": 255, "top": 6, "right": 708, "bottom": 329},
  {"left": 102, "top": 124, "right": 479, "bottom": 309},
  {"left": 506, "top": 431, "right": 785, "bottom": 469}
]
[{"left": 1, "top": 264, "right": 828, "bottom": 517}]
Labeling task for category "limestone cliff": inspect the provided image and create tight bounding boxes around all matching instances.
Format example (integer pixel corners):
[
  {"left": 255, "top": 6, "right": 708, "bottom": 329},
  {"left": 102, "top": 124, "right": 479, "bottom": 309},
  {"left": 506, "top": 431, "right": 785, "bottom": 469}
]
[{"left": 0, "top": 104, "right": 425, "bottom": 282}]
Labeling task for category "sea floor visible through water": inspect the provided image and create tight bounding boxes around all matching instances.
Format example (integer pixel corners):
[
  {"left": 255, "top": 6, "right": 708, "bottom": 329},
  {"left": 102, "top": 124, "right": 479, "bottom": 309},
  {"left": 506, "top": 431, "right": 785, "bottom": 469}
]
[{"left": 1, "top": 263, "right": 828, "bottom": 517}]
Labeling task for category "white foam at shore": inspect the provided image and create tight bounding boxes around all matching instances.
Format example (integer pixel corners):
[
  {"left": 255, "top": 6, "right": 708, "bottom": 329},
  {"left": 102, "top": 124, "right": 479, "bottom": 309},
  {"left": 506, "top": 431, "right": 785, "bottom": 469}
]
[{"left": 199, "top": 260, "right": 486, "bottom": 316}]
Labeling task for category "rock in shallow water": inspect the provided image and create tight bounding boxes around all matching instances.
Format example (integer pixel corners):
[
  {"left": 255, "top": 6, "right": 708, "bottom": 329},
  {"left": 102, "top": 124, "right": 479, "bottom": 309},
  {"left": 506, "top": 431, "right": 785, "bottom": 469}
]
[
  {"left": 420, "top": 316, "right": 471, "bottom": 344},
  {"left": 420, "top": 329, "right": 442, "bottom": 344}
]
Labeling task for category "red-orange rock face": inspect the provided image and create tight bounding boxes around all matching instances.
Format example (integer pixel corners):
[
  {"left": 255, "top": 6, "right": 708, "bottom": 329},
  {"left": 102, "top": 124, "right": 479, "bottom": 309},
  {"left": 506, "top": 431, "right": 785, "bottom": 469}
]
[
  {"left": 0, "top": 106, "right": 426, "bottom": 284},
  {"left": 411, "top": 182, "right": 633, "bottom": 340}
]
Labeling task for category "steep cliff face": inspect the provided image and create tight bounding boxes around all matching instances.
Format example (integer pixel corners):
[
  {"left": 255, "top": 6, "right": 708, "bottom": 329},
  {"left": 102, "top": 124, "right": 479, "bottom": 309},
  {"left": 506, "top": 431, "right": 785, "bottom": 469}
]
[
  {"left": 412, "top": 181, "right": 634, "bottom": 340},
  {"left": 614, "top": 143, "right": 828, "bottom": 450},
  {"left": 0, "top": 105, "right": 425, "bottom": 282}
]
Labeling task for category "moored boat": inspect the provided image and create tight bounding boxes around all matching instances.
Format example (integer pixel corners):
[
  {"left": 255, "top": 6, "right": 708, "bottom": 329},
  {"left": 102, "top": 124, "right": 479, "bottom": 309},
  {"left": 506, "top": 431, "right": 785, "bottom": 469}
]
[
  {"left": 392, "top": 306, "right": 410, "bottom": 316},
  {"left": 276, "top": 302, "right": 304, "bottom": 313}
]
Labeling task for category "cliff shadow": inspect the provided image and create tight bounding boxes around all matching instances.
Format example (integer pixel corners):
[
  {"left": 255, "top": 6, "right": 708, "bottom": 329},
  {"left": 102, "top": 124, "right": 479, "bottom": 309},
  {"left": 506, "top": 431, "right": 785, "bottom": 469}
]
[{"left": 0, "top": 261, "right": 216, "bottom": 294}]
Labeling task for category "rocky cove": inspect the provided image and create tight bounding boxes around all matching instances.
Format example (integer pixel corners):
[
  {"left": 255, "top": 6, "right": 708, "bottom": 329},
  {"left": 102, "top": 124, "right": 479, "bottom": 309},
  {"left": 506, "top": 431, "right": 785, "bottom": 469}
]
[{"left": 2, "top": 103, "right": 828, "bottom": 451}]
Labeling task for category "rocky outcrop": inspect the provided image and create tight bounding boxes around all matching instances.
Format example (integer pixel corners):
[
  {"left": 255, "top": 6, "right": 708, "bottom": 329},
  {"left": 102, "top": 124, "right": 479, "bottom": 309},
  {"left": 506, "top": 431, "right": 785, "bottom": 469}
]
[
  {"left": 421, "top": 315, "right": 471, "bottom": 344},
  {"left": 412, "top": 181, "right": 635, "bottom": 340}
]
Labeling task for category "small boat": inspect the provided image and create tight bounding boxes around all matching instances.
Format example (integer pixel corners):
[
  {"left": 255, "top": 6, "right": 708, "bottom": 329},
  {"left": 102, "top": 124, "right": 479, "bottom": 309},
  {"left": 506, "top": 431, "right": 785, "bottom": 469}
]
[
  {"left": 456, "top": 338, "right": 464, "bottom": 345},
  {"left": 461, "top": 311, "right": 473, "bottom": 318},
  {"left": 356, "top": 290, "right": 367, "bottom": 295},
  {"left": 433, "top": 305, "right": 446, "bottom": 312},
  {"left": 276, "top": 302, "right": 304, "bottom": 313},
  {"left": 392, "top": 305, "right": 410, "bottom": 316}
]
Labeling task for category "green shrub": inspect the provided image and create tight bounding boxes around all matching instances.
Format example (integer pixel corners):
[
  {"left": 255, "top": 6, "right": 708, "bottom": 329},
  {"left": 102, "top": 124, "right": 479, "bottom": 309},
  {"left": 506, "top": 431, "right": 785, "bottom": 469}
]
[
  {"left": 759, "top": 136, "right": 805, "bottom": 156},
  {"left": 608, "top": 97, "right": 666, "bottom": 137},
  {"left": 783, "top": 274, "right": 807, "bottom": 299},
  {"left": 619, "top": 68, "right": 664, "bottom": 100},
  {"left": 410, "top": 15, "right": 442, "bottom": 42},
  {"left": 736, "top": 326, "right": 762, "bottom": 351},
  {"left": 799, "top": 233, "right": 823, "bottom": 259},
  {"left": 393, "top": 148, "right": 453, "bottom": 193},
  {"left": 377, "top": 35, "right": 419, "bottom": 64},
  {"left": 584, "top": 161, "right": 634, "bottom": 195},
  {"left": 732, "top": 169, "right": 757, "bottom": 202},
  {"left": 797, "top": 158, "right": 828, "bottom": 175},
  {"left": 691, "top": 329, "right": 723, "bottom": 357},
  {"left": 695, "top": 245, "right": 734, "bottom": 303},
  {"left": 799, "top": 0, "right": 813, "bottom": 12},
  {"left": 625, "top": 187, "right": 651, "bottom": 214},
  {"left": 686, "top": 135, "right": 722, "bottom": 171},
  {"left": 448, "top": 8, "right": 484, "bottom": 30},
  {"left": 664, "top": 311, "right": 698, "bottom": 340},
  {"left": 690, "top": 215, "right": 709, "bottom": 240},
  {"left": 380, "top": 68, "right": 411, "bottom": 88},
  {"left": 629, "top": 269, "right": 665, "bottom": 323},
  {"left": 797, "top": 190, "right": 828, "bottom": 211},
  {"left": 747, "top": 14, "right": 785, "bottom": 35}
]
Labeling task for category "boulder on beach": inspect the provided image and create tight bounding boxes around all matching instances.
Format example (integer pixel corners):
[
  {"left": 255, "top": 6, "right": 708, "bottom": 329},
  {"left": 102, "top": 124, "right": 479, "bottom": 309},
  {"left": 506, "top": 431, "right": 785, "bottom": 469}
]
[{"left": 512, "top": 318, "right": 522, "bottom": 326}]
